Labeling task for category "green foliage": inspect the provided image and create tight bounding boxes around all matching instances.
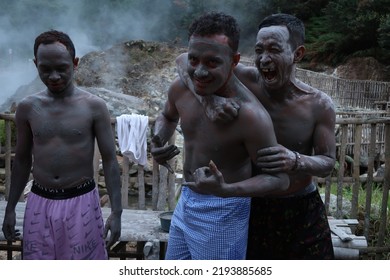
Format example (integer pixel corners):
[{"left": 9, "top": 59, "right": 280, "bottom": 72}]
[
  {"left": 305, "top": 0, "right": 390, "bottom": 66},
  {"left": 0, "top": 120, "right": 17, "bottom": 147},
  {"left": 378, "top": 14, "right": 390, "bottom": 63}
]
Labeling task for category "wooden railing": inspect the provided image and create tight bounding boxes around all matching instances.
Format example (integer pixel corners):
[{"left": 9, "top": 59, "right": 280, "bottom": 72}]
[{"left": 316, "top": 116, "right": 390, "bottom": 256}]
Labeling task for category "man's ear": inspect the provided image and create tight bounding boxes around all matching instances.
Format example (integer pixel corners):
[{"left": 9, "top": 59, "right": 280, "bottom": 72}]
[
  {"left": 73, "top": 57, "right": 79, "bottom": 69},
  {"left": 233, "top": 52, "right": 240, "bottom": 66},
  {"left": 294, "top": 45, "right": 305, "bottom": 63}
]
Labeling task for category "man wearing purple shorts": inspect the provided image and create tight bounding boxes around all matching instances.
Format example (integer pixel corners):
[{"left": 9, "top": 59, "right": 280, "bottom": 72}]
[
  {"left": 23, "top": 180, "right": 107, "bottom": 259},
  {"left": 2, "top": 30, "right": 122, "bottom": 260}
]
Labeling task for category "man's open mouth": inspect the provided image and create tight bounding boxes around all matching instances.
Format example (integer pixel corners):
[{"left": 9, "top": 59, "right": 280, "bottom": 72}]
[{"left": 262, "top": 68, "right": 277, "bottom": 82}]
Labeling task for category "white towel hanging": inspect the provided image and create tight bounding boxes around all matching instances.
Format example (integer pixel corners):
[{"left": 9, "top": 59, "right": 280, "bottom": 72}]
[{"left": 116, "top": 114, "right": 149, "bottom": 166}]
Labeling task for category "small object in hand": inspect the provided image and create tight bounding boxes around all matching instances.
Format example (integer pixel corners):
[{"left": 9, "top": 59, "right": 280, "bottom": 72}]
[
  {"left": 163, "top": 162, "right": 175, "bottom": 174},
  {"left": 109, "top": 240, "right": 121, "bottom": 251}
]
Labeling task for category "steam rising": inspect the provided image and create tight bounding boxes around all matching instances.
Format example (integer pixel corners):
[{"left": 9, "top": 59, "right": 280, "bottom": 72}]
[{"left": 0, "top": 0, "right": 257, "bottom": 111}]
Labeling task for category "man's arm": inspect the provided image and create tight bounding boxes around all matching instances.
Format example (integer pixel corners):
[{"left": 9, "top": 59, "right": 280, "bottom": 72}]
[
  {"left": 257, "top": 94, "right": 336, "bottom": 177},
  {"left": 187, "top": 102, "right": 289, "bottom": 197},
  {"left": 151, "top": 78, "right": 181, "bottom": 169},
  {"left": 298, "top": 96, "right": 336, "bottom": 177},
  {"left": 2, "top": 101, "right": 33, "bottom": 241},
  {"left": 93, "top": 98, "right": 122, "bottom": 249}
]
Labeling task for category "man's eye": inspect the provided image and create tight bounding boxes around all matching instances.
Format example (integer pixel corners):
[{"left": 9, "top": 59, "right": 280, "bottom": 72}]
[
  {"left": 207, "top": 60, "right": 219, "bottom": 68},
  {"left": 188, "top": 57, "right": 198, "bottom": 65},
  {"left": 255, "top": 48, "right": 263, "bottom": 54},
  {"left": 39, "top": 66, "right": 50, "bottom": 72}
]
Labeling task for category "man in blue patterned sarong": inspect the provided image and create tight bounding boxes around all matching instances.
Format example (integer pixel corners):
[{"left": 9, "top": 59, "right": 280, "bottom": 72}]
[{"left": 151, "top": 12, "right": 289, "bottom": 260}]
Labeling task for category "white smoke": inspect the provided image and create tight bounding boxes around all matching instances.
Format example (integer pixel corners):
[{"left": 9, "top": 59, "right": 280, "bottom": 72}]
[{"left": 0, "top": 0, "right": 259, "bottom": 111}]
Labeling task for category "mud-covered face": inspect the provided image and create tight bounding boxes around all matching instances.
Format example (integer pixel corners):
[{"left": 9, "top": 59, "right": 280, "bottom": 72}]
[
  {"left": 187, "top": 34, "right": 236, "bottom": 97},
  {"left": 254, "top": 25, "right": 295, "bottom": 91},
  {"left": 34, "top": 42, "right": 78, "bottom": 95}
]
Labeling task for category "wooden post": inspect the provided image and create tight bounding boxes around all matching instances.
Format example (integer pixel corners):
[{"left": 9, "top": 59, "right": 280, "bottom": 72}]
[
  {"left": 336, "top": 124, "right": 348, "bottom": 218},
  {"left": 157, "top": 165, "right": 168, "bottom": 211},
  {"left": 137, "top": 165, "right": 145, "bottom": 210},
  {"left": 152, "top": 160, "right": 159, "bottom": 210},
  {"left": 351, "top": 124, "right": 362, "bottom": 218},
  {"left": 324, "top": 175, "right": 332, "bottom": 215},
  {"left": 121, "top": 156, "right": 131, "bottom": 209},
  {"left": 364, "top": 123, "right": 377, "bottom": 238}
]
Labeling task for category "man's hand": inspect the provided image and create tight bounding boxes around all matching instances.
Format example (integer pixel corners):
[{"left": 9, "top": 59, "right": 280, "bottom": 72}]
[
  {"left": 104, "top": 211, "right": 121, "bottom": 251},
  {"left": 186, "top": 160, "right": 228, "bottom": 197},
  {"left": 202, "top": 96, "right": 240, "bottom": 123},
  {"left": 257, "top": 144, "right": 297, "bottom": 173},
  {"left": 151, "top": 135, "right": 180, "bottom": 173},
  {"left": 2, "top": 210, "right": 21, "bottom": 242}
]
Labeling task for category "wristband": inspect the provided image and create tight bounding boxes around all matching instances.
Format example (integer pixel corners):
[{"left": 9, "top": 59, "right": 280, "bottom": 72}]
[{"left": 292, "top": 151, "right": 301, "bottom": 171}]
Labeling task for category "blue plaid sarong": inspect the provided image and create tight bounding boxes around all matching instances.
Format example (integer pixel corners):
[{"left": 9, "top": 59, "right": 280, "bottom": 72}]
[{"left": 165, "top": 186, "right": 250, "bottom": 260}]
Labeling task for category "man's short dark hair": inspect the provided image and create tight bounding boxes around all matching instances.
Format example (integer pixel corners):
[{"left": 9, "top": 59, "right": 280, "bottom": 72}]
[
  {"left": 258, "top": 13, "right": 305, "bottom": 49},
  {"left": 34, "top": 30, "right": 76, "bottom": 59},
  {"left": 188, "top": 11, "right": 240, "bottom": 53}
]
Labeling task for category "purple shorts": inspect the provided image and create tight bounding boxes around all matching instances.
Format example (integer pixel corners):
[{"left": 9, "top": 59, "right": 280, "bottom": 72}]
[{"left": 23, "top": 179, "right": 108, "bottom": 260}]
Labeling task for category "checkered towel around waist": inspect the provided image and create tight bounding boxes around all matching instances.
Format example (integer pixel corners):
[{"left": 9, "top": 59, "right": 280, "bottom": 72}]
[{"left": 165, "top": 186, "right": 250, "bottom": 260}]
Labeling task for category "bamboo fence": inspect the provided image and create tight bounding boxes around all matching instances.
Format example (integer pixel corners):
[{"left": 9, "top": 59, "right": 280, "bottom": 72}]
[{"left": 296, "top": 69, "right": 390, "bottom": 110}]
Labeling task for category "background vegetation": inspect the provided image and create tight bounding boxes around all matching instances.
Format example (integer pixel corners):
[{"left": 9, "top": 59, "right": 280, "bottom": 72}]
[{"left": 0, "top": 0, "right": 389, "bottom": 69}]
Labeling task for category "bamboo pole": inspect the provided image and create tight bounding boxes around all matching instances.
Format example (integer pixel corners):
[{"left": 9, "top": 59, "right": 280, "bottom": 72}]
[
  {"left": 351, "top": 124, "right": 362, "bottom": 218},
  {"left": 137, "top": 165, "right": 145, "bottom": 210},
  {"left": 336, "top": 124, "right": 348, "bottom": 218},
  {"left": 363, "top": 124, "right": 377, "bottom": 238},
  {"left": 152, "top": 160, "right": 159, "bottom": 210}
]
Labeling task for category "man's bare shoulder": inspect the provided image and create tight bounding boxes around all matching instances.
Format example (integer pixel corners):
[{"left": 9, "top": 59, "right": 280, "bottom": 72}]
[
  {"left": 296, "top": 80, "right": 335, "bottom": 110},
  {"left": 16, "top": 90, "right": 47, "bottom": 109},
  {"left": 310, "top": 87, "right": 335, "bottom": 112},
  {"left": 76, "top": 87, "right": 98, "bottom": 98},
  {"left": 75, "top": 87, "right": 107, "bottom": 106},
  {"left": 168, "top": 76, "right": 190, "bottom": 95}
]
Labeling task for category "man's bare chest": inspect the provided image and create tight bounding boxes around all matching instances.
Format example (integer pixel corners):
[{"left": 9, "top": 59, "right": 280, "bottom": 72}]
[{"left": 29, "top": 109, "right": 92, "bottom": 142}]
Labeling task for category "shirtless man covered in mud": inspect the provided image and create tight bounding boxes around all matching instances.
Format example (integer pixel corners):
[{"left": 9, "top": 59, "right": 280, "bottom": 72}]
[
  {"left": 151, "top": 12, "right": 289, "bottom": 259},
  {"left": 2, "top": 30, "right": 122, "bottom": 260}
]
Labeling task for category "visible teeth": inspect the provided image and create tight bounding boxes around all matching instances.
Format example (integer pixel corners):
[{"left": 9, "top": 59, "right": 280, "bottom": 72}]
[{"left": 262, "top": 69, "right": 270, "bottom": 72}]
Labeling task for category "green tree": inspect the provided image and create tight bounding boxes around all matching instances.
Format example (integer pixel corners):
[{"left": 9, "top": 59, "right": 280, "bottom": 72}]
[
  {"left": 305, "top": 0, "right": 390, "bottom": 66},
  {"left": 378, "top": 14, "right": 390, "bottom": 63}
]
